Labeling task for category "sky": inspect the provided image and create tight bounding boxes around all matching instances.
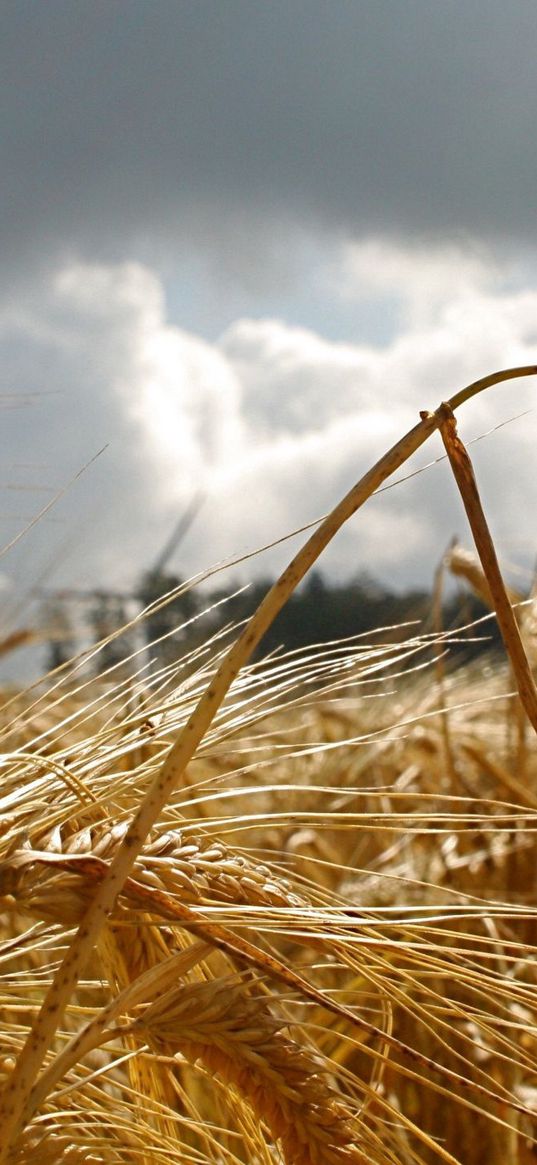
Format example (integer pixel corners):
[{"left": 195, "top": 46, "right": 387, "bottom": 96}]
[{"left": 2, "top": 0, "right": 537, "bottom": 642}]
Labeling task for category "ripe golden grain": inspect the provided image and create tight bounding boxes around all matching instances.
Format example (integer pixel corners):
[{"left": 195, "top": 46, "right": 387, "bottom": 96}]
[{"left": 1, "top": 367, "right": 537, "bottom": 1163}]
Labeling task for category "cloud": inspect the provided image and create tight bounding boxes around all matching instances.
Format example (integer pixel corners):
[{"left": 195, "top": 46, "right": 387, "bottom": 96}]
[
  {"left": 219, "top": 318, "right": 384, "bottom": 436},
  {"left": 339, "top": 238, "right": 500, "bottom": 329},
  {"left": 0, "top": 244, "right": 536, "bottom": 609},
  {"left": 2, "top": 1, "right": 537, "bottom": 290}
]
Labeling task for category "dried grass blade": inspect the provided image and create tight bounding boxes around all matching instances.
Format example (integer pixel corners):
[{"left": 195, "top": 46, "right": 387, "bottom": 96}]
[
  {"left": 437, "top": 402, "right": 537, "bottom": 736},
  {"left": 432, "top": 542, "right": 458, "bottom": 787}
]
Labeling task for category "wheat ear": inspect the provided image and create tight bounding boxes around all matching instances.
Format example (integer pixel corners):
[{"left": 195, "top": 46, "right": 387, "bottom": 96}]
[{"left": 132, "top": 976, "right": 369, "bottom": 1165}]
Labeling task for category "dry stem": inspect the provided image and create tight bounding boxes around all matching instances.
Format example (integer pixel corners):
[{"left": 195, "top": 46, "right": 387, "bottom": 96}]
[{"left": 437, "top": 402, "right": 537, "bottom": 734}]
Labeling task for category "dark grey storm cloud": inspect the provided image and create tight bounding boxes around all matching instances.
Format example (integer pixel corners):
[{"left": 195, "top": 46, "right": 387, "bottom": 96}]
[{"left": 2, "top": 0, "right": 537, "bottom": 283}]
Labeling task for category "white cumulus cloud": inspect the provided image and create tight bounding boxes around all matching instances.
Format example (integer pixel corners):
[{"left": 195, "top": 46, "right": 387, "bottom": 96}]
[{"left": 0, "top": 244, "right": 536, "bottom": 606}]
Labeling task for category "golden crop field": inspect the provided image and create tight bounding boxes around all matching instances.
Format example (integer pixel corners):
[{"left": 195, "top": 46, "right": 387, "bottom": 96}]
[{"left": 0, "top": 368, "right": 536, "bottom": 1165}]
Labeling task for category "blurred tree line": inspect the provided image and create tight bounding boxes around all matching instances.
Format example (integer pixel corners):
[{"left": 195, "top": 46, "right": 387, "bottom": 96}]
[
  {"left": 44, "top": 566, "right": 499, "bottom": 675},
  {"left": 46, "top": 563, "right": 498, "bottom": 675},
  {"left": 203, "top": 569, "right": 498, "bottom": 659}
]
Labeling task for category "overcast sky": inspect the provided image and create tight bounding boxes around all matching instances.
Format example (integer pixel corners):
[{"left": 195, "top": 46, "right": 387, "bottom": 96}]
[{"left": 2, "top": 1, "right": 537, "bottom": 644}]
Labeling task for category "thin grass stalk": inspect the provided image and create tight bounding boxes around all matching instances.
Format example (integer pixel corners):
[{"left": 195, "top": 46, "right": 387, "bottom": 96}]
[
  {"left": 0, "top": 364, "right": 535, "bottom": 1158},
  {"left": 432, "top": 542, "right": 458, "bottom": 789}
]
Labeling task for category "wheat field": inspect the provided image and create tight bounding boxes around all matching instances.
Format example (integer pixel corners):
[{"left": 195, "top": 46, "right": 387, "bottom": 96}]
[{"left": 0, "top": 368, "right": 536, "bottom": 1164}]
